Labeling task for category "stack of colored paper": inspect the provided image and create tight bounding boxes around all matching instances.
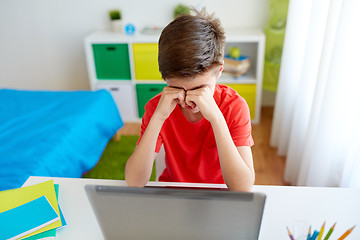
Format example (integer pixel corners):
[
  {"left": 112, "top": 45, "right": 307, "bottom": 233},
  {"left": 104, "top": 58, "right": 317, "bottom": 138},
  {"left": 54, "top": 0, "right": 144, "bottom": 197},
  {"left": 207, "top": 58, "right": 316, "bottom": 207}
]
[{"left": 0, "top": 180, "right": 67, "bottom": 240}]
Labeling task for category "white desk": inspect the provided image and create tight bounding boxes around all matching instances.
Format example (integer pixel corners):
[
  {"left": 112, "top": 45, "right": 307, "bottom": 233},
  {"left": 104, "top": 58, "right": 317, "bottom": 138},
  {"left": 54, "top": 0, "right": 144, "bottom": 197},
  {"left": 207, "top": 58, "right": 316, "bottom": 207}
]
[{"left": 23, "top": 177, "right": 360, "bottom": 239}]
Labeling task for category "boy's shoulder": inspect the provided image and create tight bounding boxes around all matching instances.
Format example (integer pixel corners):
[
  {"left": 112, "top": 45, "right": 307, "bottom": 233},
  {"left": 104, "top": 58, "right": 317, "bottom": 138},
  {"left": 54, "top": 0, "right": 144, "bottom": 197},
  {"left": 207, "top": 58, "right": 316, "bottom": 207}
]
[
  {"left": 144, "top": 92, "right": 162, "bottom": 111},
  {"left": 215, "top": 85, "right": 249, "bottom": 120},
  {"left": 215, "top": 84, "right": 246, "bottom": 105},
  {"left": 216, "top": 84, "right": 237, "bottom": 95}
]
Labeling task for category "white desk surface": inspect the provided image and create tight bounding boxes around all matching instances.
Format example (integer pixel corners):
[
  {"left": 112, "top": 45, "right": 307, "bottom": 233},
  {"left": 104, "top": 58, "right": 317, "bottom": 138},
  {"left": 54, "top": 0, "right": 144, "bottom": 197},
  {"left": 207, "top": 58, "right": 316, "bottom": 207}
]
[{"left": 23, "top": 176, "right": 360, "bottom": 240}]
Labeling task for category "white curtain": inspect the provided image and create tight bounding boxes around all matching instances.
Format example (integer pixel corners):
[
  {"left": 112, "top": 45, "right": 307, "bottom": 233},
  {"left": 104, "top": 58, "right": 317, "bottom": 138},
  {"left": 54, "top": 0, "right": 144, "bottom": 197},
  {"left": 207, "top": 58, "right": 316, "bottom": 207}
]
[{"left": 270, "top": 0, "right": 360, "bottom": 187}]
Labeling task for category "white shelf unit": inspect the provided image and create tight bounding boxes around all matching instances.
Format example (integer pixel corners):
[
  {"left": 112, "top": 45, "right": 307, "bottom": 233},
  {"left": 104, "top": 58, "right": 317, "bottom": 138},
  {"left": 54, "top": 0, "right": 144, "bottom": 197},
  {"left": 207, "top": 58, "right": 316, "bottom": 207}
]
[{"left": 84, "top": 29, "right": 265, "bottom": 123}]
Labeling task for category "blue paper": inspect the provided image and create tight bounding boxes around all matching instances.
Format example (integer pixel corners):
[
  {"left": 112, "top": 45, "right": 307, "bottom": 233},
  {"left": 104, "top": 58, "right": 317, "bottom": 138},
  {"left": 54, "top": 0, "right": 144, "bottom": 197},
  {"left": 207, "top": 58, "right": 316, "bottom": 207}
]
[
  {"left": 54, "top": 184, "right": 67, "bottom": 228},
  {"left": 22, "top": 184, "right": 66, "bottom": 240},
  {"left": 0, "top": 196, "right": 59, "bottom": 240}
]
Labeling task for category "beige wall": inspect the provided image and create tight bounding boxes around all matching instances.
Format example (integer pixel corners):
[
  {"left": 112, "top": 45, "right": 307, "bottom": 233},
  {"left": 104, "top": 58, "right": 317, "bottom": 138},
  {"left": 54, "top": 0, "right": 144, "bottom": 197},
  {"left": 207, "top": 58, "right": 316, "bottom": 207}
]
[{"left": 0, "top": 0, "right": 269, "bottom": 91}]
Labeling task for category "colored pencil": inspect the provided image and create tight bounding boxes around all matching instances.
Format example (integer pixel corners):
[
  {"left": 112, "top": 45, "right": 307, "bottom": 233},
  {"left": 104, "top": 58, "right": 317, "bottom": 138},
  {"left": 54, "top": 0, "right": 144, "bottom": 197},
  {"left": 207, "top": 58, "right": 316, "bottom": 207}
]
[
  {"left": 323, "top": 223, "right": 336, "bottom": 240},
  {"left": 307, "top": 226, "right": 312, "bottom": 240},
  {"left": 287, "top": 226, "right": 295, "bottom": 240},
  {"left": 337, "top": 225, "right": 356, "bottom": 240},
  {"left": 317, "top": 221, "right": 326, "bottom": 240},
  {"left": 311, "top": 230, "right": 319, "bottom": 240}
]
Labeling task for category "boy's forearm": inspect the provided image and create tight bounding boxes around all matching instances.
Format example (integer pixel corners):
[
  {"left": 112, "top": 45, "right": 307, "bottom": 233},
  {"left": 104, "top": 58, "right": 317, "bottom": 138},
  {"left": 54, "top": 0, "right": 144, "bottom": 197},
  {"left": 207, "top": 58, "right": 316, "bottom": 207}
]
[
  {"left": 125, "top": 114, "right": 165, "bottom": 187},
  {"left": 210, "top": 116, "right": 254, "bottom": 192}
]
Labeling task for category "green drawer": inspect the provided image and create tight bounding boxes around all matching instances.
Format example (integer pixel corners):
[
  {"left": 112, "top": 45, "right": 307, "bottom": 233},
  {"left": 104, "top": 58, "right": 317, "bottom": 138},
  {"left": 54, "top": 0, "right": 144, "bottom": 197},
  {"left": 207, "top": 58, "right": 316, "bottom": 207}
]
[
  {"left": 92, "top": 44, "right": 131, "bottom": 80},
  {"left": 136, "top": 84, "right": 166, "bottom": 118}
]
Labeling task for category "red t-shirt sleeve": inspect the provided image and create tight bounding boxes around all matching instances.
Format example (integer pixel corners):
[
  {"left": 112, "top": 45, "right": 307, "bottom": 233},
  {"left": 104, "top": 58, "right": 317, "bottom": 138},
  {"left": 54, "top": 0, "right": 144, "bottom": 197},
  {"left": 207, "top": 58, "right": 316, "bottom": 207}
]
[
  {"left": 223, "top": 93, "right": 254, "bottom": 147},
  {"left": 136, "top": 96, "right": 163, "bottom": 153}
]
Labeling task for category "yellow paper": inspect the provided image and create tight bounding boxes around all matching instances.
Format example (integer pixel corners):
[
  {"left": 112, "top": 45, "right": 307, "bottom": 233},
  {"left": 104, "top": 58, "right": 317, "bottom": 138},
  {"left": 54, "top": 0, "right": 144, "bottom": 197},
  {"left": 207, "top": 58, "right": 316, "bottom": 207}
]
[{"left": 0, "top": 180, "right": 62, "bottom": 238}]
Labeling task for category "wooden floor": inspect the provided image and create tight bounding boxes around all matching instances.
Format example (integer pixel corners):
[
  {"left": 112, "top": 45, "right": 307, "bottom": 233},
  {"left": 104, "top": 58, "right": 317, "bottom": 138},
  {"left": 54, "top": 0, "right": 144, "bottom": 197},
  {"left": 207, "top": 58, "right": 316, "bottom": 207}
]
[
  {"left": 119, "top": 107, "right": 289, "bottom": 186},
  {"left": 251, "top": 107, "right": 289, "bottom": 185}
]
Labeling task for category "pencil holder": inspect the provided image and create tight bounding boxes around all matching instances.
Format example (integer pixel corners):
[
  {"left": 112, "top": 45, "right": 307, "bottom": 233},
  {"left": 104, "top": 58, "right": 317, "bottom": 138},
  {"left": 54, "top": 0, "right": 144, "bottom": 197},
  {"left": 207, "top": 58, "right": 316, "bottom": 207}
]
[{"left": 288, "top": 220, "right": 309, "bottom": 240}]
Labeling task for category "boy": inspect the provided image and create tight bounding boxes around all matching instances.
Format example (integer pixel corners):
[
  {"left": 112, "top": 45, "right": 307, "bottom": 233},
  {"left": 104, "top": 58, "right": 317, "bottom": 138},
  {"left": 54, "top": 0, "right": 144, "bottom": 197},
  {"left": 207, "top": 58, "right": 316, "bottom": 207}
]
[{"left": 125, "top": 8, "right": 255, "bottom": 191}]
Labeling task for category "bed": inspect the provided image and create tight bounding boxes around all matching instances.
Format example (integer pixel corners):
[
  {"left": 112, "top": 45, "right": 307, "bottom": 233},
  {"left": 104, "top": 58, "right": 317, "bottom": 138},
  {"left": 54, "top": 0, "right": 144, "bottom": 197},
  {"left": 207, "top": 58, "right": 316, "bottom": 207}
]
[{"left": 0, "top": 89, "right": 123, "bottom": 191}]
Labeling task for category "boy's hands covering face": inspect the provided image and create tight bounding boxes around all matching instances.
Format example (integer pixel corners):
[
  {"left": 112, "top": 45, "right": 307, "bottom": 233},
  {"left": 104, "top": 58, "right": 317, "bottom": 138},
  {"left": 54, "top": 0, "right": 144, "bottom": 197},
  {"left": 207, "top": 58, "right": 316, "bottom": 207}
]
[
  {"left": 155, "top": 85, "right": 221, "bottom": 123},
  {"left": 185, "top": 86, "right": 221, "bottom": 122},
  {"left": 154, "top": 86, "right": 186, "bottom": 121}
]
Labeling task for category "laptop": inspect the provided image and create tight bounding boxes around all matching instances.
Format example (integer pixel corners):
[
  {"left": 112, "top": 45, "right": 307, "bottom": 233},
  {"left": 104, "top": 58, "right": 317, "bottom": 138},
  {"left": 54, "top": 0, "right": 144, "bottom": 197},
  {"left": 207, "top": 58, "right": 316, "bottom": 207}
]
[{"left": 85, "top": 185, "right": 266, "bottom": 240}]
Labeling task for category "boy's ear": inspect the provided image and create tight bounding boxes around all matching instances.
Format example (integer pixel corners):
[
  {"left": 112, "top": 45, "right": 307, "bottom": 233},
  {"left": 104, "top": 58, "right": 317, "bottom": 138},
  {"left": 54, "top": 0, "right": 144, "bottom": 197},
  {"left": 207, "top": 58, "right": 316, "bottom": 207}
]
[{"left": 217, "top": 61, "right": 224, "bottom": 78}]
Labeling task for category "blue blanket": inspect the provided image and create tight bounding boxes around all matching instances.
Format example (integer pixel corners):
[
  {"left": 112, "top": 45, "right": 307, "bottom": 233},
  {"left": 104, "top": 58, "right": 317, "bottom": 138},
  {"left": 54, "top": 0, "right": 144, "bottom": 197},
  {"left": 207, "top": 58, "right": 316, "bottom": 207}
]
[{"left": 0, "top": 89, "right": 123, "bottom": 190}]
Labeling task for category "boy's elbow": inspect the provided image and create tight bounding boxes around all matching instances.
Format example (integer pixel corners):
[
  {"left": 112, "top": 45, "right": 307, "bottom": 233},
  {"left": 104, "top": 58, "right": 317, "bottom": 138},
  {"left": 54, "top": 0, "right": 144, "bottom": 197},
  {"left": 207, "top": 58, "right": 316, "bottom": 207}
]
[
  {"left": 228, "top": 184, "right": 253, "bottom": 192},
  {"left": 125, "top": 161, "right": 147, "bottom": 188},
  {"left": 125, "top": 167, "right": 148, "bottom": 188},
  {"left": 227, "top": 177, "right": 254, "bottom": 192},
  {"left": 125, "top": 176, "right": 147, "bottom": 188}
]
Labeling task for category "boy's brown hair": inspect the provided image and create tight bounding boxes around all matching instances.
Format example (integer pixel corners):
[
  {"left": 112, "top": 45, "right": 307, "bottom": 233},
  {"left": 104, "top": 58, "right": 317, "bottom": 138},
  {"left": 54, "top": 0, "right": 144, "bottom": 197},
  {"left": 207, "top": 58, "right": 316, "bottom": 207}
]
[{"left": 158, "top": 8, "right": 226, "bottom": 79}]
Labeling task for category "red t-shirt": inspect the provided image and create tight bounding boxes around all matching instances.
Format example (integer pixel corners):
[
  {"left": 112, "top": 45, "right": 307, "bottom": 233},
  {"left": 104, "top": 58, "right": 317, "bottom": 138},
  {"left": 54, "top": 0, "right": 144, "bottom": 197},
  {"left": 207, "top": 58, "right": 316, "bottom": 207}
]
[{"left": 138, "top": 84, "right": 254, "bottom": 184}]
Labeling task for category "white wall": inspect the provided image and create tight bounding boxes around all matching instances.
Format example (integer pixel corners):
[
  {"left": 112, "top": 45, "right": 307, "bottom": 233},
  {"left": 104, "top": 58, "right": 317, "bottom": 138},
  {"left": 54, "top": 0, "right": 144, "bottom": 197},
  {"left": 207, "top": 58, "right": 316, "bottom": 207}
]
[{"left": 0, "top": 0, "right": 269, "bottom": 90}]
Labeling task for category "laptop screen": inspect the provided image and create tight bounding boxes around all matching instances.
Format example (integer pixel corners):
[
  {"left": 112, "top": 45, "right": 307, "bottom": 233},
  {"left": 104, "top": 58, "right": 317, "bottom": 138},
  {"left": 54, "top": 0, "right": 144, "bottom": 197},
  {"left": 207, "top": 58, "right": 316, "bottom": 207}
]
[{"left": 85, "top": 185, "right": 266, "bottom": 240}]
